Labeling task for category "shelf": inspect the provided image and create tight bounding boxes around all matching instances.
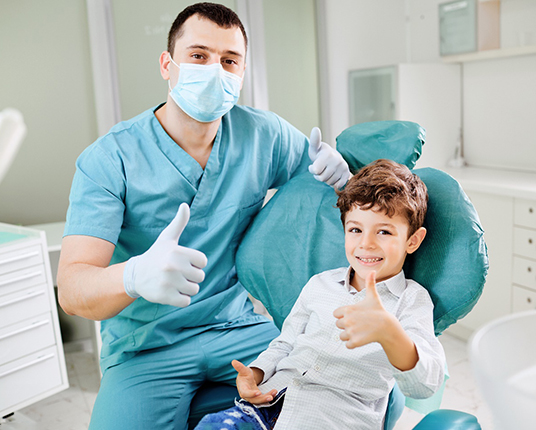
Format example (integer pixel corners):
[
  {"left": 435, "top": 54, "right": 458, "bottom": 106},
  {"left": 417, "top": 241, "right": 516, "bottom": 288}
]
[{"left": 441, "top": 44, "right": 536, "bottom": 63}]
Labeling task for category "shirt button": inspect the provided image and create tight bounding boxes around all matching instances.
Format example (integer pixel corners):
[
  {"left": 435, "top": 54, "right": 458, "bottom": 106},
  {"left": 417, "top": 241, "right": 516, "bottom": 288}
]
[
  {"left": 293, "top": 379, "right": 300, "bottom": 386},
  {"left": 314, "top": 365, "right": 321, "bottom": 371},
  {"left": 334, "top": 334, "right": 340, "bottom": 341}
]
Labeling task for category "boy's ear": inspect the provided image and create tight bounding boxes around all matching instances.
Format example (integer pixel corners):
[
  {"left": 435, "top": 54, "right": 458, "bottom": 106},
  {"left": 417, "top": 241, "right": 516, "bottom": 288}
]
[{"left": 406, "top": 227, "right": 426, "bottom": 254}]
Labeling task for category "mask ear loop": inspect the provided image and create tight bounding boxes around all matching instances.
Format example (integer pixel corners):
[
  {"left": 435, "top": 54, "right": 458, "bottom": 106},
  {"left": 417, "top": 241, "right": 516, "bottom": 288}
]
[{"left": 167, "top": 54, "right": 180, "bottom": 93}]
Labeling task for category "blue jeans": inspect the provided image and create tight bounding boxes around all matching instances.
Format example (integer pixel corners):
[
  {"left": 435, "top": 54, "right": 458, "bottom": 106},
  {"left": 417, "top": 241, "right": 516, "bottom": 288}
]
[{"left": 195, "top": 390, "right": 286, "bottom": 430}]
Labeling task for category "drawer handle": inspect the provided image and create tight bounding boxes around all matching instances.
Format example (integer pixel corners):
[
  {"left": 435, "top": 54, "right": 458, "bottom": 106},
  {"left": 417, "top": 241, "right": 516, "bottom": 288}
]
[
  {"left": 0, "top": 319, "right": 49, "bottom": 341},
  {"left": 528, "top": 297, "right": 533, "bottom": 304},
  {"left": 0, "top": 251, "right": 40, "bottom": 266},
  {"left": 0, "top": 353, "right": 54, "bottom": 379},
  {"left": 530, "top": 207, "right": 534, "bottom": 214},
  {"left": 0, "top": 271, "right": 42, "bottom": 288},
  {"left": 0, "top": 290, "right": 45, "bottom": 308},
  {"left": 530, "top": 238, "right": 533, "bottom": 245},
  {"left": 529, "top": 266, "right": 533, "bottom": 273}
]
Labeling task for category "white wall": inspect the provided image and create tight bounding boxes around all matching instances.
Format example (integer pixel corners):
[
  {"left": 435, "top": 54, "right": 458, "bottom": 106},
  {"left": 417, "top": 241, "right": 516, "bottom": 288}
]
[
  {"left": 322, "top": 0, "right": 407, "bottom": 145},
  {"left": 321, "top": 0, "right": 536, "bottom": 172}
]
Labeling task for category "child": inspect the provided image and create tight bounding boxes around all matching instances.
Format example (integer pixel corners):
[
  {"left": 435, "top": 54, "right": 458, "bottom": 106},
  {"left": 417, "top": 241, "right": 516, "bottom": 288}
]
[{"left": 196, "top": 159, "right": 446, "bottom": 430}]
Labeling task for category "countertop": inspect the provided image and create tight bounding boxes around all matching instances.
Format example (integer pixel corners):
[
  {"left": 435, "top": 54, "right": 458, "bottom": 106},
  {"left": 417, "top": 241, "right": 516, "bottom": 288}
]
[{"left": 442, "top": 166, "right": 536, "bottom": 201}]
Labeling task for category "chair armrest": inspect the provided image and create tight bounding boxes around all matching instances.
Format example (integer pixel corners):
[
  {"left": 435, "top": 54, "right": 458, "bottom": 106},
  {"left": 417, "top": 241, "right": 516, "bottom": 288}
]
[{"left": 413, "top": 409, "right": 481, "bottom": 430}]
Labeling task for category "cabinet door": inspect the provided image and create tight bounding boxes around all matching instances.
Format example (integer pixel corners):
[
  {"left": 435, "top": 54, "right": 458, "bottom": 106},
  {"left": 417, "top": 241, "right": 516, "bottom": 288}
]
[
  {"left": 348, "top": 66, "right": 396, "bottom": 125},
  {"left": 451, "top": 191, "right": 513, "bottom": 337}
]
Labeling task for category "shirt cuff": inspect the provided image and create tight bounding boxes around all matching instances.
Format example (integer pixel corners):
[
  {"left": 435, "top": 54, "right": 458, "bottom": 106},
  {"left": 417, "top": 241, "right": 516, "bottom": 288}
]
[
  {"left": 249, "top": 356, "right": 277, "bottom": 384},
  {"left": 389, "top": 344, "right": 444, "bottom": 399}
]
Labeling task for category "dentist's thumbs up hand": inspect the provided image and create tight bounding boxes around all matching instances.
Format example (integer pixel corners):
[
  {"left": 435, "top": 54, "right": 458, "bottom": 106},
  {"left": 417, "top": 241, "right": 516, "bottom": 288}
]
[
  {"left": 123, "top": 203, "right": 207, "bottom": 307},
  {"left": 308, "top": 127, "right": 350, "bottom": 190}
]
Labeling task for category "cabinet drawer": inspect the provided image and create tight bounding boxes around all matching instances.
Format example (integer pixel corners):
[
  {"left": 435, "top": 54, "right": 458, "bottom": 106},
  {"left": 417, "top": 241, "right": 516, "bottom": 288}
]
[
  {"left": 0, "top": 313, "right": 56, "bottom": 365},
  {"left": 0, "top": 346, "right": 63, "bottom": 415},
  {"left": 513, "top": 227, "right": 536, "bottom": 260},
  {"left": 0, "top": 286, "right": 50, "bottom": 329},
  {"left": 0, "top": 245, "right": 43, "bottom": 277},
  {"left": 513, "top": 256, "right": 536, "bottom": 289},
  {"left": 515, "top": 199, "right": 536, "bottom": 229},
  {"left": 512, "top": 285, "right": 536, "bottom": 313},
  {"left": 0, "top": 265, "right": 46, "bottom": 298}
]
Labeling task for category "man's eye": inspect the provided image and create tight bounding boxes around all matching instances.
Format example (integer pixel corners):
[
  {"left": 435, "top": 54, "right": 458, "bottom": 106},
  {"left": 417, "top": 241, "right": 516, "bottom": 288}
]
[{"left": 192, "top": 53, "right": 204, "bottom": 60}]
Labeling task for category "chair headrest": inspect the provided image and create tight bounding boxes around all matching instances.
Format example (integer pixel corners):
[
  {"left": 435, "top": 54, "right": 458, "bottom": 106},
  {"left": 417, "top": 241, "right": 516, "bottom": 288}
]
[
  {"left": 337, "top": 121, "right": 425, "bottom": 172},
  {"left": 236, "top": 121, "right": 488, "bottom": 335}
]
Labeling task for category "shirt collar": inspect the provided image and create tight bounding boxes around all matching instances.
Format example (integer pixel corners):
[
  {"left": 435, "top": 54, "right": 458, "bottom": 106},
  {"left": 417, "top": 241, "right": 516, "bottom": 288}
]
[{"left": 339, "top": 267, "right": 407, "bottom": 297}]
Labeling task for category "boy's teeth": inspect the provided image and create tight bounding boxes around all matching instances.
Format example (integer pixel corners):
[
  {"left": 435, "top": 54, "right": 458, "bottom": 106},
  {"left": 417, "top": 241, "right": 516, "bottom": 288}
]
[{"left": 359, "top": 257, "right": 382, "bottom": 263}]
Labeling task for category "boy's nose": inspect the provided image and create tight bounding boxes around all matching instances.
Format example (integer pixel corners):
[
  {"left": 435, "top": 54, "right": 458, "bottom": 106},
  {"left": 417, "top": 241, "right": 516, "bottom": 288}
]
[{"left": 360, "top": 232, "right": 376, "bottom": 249}]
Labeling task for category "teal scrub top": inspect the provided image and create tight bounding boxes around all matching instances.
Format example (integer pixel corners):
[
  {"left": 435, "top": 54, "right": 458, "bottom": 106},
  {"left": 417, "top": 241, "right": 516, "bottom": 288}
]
[{"left": 64, "top": 104, "right": 310, "bottom": 370}]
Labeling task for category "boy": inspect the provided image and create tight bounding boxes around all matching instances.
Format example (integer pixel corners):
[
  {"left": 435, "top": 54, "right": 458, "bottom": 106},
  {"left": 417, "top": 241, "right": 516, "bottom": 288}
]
[{"left": 196, "top": 159, "right": 446, "bottom": 429}]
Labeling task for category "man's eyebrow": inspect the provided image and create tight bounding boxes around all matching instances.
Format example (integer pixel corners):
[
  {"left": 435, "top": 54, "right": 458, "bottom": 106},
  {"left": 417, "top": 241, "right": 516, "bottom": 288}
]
[{"left": 185, "top": 44, "right": 244, "bottom": 58}]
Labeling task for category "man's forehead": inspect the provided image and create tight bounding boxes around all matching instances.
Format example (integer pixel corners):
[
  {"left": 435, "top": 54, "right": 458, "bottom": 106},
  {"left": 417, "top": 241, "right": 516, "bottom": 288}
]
[{"left": 175, "top": 14, "right": 246, "bottom": 54}]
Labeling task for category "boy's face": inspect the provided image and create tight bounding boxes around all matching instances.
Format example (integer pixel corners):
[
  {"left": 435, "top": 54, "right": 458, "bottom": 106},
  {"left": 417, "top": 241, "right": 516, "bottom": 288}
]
[{"left": 344, "top": 205, "right": 426, "bottom": 291}]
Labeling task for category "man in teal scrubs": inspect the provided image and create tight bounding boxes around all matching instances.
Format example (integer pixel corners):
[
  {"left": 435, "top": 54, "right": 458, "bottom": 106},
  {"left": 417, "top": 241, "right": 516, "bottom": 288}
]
[{"left": 57, "top": 3, "right": 350, "bottom": 429}]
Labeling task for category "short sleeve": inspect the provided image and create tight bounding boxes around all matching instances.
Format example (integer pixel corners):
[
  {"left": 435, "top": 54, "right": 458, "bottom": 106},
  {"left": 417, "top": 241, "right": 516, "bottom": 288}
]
[
  {"left": 269, "top": 115, "right": 310, "bottom": 189},
  {"left": 64, "top": 143, "right": 126, "bottom": 244}
]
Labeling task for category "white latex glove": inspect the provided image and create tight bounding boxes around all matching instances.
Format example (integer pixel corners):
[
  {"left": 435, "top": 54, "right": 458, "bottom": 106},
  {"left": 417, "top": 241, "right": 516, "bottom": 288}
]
[
  {"left": 308, "top": 127, "right": 350, "bottom": 190},
  {"left": 123, "top": 203, "right": 207, "bottom": 307}
]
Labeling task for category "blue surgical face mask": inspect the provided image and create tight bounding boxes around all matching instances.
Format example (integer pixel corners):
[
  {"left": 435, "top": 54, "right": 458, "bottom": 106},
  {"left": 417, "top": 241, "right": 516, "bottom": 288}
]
[{"left": 168, "top": 57, "right": 242, "bottom": 123}]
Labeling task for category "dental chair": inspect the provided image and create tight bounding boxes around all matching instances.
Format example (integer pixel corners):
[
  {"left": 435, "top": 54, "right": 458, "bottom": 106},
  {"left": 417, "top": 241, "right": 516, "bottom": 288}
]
[{"left": 188, "top": 121, "right": 488, "bottom": 429}]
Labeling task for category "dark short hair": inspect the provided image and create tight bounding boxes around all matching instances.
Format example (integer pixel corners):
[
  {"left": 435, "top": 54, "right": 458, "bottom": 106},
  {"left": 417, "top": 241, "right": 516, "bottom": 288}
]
[
  {"left": 167, "top": 2, "right": 248, "bottom": 55},
  {"left": 336, "top": 159, "right": 428, "bottom": 237}
]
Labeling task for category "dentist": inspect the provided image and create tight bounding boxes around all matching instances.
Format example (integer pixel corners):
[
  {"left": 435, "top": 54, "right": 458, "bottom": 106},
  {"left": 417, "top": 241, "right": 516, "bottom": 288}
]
[{"left": 57, "top": 3, "right": 349, "bottom": 430}]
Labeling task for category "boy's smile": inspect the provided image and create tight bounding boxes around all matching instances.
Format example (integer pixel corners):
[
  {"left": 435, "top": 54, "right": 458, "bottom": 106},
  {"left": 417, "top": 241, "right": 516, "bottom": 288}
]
[{"left": 344, "top": 205, "right": 426, "bottom": 292}]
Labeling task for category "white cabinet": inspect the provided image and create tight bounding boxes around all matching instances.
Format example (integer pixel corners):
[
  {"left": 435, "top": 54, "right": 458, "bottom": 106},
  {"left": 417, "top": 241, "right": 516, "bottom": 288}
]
[
  {"left": 512, "top": 199, "right": 536, "bottom": 312},
  {"left": 448, "top": 191, "right": 514, "bottom": 339},
  {"left": 447, "top": 191, "right": 536, "bottom": 339},
  {"left": 0, "top": 223, "right": 68, "bottom": 418}
]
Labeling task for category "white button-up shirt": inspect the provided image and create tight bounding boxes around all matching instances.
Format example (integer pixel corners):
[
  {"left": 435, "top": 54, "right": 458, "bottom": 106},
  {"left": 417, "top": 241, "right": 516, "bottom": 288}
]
[{"left": 249, "top": 267, "right": 446, "bottom": 430}]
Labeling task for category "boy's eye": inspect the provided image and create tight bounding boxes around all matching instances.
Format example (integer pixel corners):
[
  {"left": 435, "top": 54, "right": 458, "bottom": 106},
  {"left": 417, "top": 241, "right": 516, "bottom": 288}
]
[
  {"left": 378, "top": 230, "right": 392, "bottom": 235},
  {"left": 349, "top": 227, "right": 361, "bottom": 234}
]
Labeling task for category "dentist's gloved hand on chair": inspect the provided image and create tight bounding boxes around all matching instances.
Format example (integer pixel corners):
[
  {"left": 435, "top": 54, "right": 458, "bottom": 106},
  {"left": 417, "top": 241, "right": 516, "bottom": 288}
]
[
  {"left": 123, "top": 203, "right": 207, "bottom": 307},
  {"left": 308, "top": 127, "right": 351, "bottom": 190}
]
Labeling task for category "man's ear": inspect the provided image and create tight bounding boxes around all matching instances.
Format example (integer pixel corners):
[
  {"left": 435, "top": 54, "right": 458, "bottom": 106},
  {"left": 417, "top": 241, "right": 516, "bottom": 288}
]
[
  {"left": 407, "top": 227, "right": 426, "bottom": 254},
  {"left": 159, "top": 51, "right": 172, "bottom": 80}
]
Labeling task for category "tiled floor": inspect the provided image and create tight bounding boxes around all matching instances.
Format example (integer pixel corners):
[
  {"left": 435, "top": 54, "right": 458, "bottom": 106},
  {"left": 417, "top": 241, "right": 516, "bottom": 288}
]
[{"left": 0, "top": 333, "right": 494, "bottom": 429}]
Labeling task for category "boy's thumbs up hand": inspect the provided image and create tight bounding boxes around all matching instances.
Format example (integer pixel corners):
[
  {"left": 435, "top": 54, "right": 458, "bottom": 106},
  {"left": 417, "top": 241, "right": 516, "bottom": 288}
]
[
  {"left": 333, "top": 271, "right": 391, "bottom": 349},
  {"left": 123, "top": 203, "right": 207, "bottom": 307}
]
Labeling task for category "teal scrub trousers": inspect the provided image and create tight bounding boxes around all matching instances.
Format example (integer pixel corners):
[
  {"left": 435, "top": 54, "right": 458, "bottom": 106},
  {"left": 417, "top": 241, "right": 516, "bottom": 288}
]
[{"left": 88, "top": 321, "right": 280, "bottom": 430}]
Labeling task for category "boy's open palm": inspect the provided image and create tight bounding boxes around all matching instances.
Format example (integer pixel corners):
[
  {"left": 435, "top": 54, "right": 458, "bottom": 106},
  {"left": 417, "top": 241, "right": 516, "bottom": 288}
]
[
  {"left": 333, "top": 271, "right": 395, "bottom": 349},
  {"left": 231, "top": 360, "right": 277, "bottom": 405}
]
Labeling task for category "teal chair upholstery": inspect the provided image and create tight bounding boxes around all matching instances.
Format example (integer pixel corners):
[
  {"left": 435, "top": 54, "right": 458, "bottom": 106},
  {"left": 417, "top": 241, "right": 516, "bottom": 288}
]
[{"left": 188, "top": 121, "right": 487, "bottom": 429}]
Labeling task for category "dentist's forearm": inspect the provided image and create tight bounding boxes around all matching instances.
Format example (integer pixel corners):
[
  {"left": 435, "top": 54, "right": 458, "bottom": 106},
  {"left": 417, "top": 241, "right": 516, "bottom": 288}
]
[
  {"left": 57, "top": 235, "right": 134, "bottom": 321},
  {"left": 57, "top": 261, "right": 133, "bottom": 321}
]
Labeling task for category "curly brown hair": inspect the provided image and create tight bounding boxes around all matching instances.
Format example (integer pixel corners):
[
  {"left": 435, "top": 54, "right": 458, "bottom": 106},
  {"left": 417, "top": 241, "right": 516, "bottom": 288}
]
[{"left": 336, "top": 159, "right": 428, "bottom": 237}]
